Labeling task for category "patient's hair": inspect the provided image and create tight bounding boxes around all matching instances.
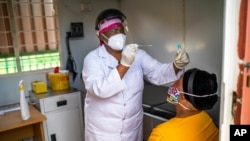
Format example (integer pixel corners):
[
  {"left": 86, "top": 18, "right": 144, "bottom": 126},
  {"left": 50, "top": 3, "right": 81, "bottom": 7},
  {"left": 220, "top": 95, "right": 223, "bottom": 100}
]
[{"left": 183, "top": 68, "right": 218, "bottom": 110}]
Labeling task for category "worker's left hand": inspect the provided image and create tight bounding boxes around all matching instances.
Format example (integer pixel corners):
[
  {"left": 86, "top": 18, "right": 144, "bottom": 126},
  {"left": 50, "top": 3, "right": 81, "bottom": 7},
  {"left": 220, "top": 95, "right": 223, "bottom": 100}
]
[
  {"left": 173, "top": 49, "right": 190, "bottom": 69},
  {"left": 120, "top": 44, "right": 138, "bottom": 67}
]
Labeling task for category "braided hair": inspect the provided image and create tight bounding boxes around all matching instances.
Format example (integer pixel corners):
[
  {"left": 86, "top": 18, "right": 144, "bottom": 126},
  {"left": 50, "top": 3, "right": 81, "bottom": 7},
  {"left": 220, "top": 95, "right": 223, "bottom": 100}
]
[{"left": 183, "top": 68, "right": 218, "bottom": 110}]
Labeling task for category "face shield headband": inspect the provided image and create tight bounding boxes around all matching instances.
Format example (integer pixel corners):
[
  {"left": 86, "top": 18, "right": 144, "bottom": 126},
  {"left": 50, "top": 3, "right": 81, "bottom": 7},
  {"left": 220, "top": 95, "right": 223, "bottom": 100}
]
[
  {"left": 98, "top": 18, "right": 123, "bottom": 33},
  {"left": 97, "top": 17, "right": 132, "bottom": 45}
]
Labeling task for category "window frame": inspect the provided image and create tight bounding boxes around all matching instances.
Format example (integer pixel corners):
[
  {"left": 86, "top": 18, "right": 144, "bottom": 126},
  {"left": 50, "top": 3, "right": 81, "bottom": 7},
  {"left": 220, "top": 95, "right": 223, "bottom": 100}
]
[{"left": 0, "top": 0, "right": 62, "bottom": 77}]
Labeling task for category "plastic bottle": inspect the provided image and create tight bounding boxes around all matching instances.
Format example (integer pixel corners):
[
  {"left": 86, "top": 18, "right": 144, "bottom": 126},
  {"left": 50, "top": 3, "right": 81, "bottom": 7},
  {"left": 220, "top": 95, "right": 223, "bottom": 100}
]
[{"left": 19, "top": 80, "right": 30, "bottom": 120}]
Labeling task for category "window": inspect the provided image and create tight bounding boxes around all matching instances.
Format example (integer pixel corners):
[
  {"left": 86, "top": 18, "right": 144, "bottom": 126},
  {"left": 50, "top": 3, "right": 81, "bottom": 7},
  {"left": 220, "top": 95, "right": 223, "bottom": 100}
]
[{"left": 0, "top": 0, "right": 60, "bottom": 75}]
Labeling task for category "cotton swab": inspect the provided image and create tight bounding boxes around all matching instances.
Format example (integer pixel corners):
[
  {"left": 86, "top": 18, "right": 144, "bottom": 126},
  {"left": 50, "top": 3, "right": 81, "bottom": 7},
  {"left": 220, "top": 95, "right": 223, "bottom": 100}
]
[{"left": 137, "top": 44, "right": 152, "bottom": 47}]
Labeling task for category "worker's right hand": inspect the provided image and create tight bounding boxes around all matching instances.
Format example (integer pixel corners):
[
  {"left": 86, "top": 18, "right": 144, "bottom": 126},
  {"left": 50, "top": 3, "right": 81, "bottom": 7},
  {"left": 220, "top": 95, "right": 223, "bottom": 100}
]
[
  {"left": 173, "top": 49, "right": 190, "bottom": 69},
  {"left": 120, "top": 44, "right": 138, "bottom": 67}
]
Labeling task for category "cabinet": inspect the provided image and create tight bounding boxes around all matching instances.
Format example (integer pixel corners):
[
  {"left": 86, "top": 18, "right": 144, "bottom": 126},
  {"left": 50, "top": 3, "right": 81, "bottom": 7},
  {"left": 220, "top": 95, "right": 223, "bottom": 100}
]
[{"left": 29, "top": 89, "right": 84, "bottom": 141}]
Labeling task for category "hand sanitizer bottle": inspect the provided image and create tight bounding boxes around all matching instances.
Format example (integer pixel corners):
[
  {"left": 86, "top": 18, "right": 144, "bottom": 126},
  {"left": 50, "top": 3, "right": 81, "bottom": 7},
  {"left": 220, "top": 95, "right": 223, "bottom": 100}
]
[{"left": 19, "top": 80, "right": 30, "bottom": 120}]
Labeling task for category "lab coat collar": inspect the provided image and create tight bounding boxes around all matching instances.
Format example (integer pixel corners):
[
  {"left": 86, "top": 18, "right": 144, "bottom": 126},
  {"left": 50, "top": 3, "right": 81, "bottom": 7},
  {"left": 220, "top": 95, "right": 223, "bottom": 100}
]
[{"left": 98, "top": 45, "right": 119, "bottom": 68}]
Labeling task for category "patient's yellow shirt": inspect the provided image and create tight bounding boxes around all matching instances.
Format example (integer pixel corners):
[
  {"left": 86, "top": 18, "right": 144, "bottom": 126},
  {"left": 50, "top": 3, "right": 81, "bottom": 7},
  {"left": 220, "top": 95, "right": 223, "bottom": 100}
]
[{"left": 148, "top": 111, "right": 219, "bottom": 141}]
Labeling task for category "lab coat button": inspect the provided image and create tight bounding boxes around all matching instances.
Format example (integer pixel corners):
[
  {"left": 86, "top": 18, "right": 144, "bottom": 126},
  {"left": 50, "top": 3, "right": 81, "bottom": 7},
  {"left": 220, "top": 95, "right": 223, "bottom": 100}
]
[
  {"left": 120, "top": 131, "right": 123, "bottom": 134},
  {"left": 123, "top": 103, "right": 126, "bottom": 106}
]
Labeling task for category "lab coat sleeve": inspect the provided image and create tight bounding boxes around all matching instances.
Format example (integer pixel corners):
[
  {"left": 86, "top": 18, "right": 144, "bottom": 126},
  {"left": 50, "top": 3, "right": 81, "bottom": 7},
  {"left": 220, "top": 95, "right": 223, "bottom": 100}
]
[
  {"left": 138, "top": 49, "right": 183, "bottom": 86},
  {"left": 82, "top": 53, "right": 126, "bottom": 98}
]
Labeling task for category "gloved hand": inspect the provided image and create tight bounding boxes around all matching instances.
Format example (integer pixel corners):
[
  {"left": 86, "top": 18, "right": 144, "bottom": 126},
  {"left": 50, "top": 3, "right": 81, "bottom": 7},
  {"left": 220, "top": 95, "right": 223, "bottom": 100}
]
[
  {"left": 120, "top": 44, "right": 138, "bottom": 67},
  {"left": 173, "top": 49, "right": 190, "bottom": 69}
]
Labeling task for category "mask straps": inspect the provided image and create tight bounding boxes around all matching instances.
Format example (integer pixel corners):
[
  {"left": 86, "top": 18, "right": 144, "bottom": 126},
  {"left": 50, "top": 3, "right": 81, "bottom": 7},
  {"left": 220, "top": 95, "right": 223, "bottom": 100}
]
[
  {"left": 99, "top": 33, "right": 110, "bottom": 46},
  {"left": 178, "top": 102, "right": 190, "bottom": 110},
  {"left": 181, "top": 91, "right": 218, "bottom": 97},
  {"left": 101, "top": 33, "right": 109, "bottom": 40}
]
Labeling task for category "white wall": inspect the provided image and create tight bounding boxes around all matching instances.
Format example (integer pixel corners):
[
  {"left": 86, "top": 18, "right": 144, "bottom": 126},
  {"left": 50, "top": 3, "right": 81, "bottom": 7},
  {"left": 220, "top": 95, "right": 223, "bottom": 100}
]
[
  {"left": 121, "top": 0, "right": 223, "bottom": 80},
  {"left": 0, "top": 72, "right": 47, "bottom": 105},
  {"left": 121, "top": 0, "right": 224, "bottom": 126}
]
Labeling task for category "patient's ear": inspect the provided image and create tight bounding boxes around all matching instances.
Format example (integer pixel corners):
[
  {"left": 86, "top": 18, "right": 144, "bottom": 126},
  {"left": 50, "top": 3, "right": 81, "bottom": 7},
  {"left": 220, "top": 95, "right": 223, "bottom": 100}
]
[
  {"left": 179, "top": 93, "right": 186, "bottom": 101},
  {"left": 179, "top": 93, "right": 191, "bottom": 106},
  {"left": 178, "top": 75, "right": 184, "bottom": 91}
]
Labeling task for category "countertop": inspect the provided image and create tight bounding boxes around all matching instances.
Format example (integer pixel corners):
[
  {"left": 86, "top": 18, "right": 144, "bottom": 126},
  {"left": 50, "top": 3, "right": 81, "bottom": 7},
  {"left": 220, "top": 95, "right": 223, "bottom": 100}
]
[
  {"left": 29, "top": 87, "right": 79, "bottom": 99},
  {"left": 29, "top": 87, "right": 82, "bottom": 111},
  {"left": 0, "top": 105, "right": 46, "bottom": 141},
  {"left": 0, "top": 105, "right": 46, "bottom": 132}
]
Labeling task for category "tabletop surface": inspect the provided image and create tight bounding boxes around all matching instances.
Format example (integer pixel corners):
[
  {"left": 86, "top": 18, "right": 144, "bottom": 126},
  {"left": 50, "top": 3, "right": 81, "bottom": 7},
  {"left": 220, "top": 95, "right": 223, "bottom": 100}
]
[{"left": 0, "top": 105, "right": 46, "bottom": 132}]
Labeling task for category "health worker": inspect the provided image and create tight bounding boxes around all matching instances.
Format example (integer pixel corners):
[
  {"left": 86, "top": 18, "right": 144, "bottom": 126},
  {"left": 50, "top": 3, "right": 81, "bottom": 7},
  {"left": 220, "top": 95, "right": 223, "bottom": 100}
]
[{"left": 82, "top": 8, "right": 190, "bottom": 141}]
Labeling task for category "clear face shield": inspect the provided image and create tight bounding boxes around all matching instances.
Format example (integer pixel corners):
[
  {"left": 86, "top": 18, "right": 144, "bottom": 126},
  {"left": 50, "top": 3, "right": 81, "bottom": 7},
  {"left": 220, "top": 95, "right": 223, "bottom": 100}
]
[
  {"left": 122, "top": 19, "right": 134, "bottom": 44},
  {"left": 122, "top": 20, "right": 152, "bottom": 47},
  {"left": 98, "top": 17, "right": 151, "bottom": 48}
]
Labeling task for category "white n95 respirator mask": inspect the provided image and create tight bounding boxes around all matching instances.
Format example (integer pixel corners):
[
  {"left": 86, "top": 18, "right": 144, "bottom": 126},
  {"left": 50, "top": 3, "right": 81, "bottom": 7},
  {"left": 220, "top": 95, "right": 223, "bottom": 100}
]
[{"left": 102, "top": 33, "right": 126, "bottom": 50}]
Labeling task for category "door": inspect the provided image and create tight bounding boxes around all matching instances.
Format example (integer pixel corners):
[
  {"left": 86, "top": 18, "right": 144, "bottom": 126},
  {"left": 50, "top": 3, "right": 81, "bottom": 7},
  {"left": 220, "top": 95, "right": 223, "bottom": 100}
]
[
  {"left": 234, "top": 0, "right": 250, "bottom": 124},
  {"left": 46, "top": 108, "right": 83, "bottom": 141},
  {"left": 240, "top": 0, "right": 250, "bottom": 124}
]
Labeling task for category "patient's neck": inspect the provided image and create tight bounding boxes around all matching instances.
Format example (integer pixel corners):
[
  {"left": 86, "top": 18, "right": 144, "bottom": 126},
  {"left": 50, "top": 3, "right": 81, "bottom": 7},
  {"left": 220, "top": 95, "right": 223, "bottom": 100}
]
[
  {"left": 175, "top": 109, "right": 201, "bottom": 118},
  {"left": 175, "top": 105, "right": 201, "bottom": 118}
]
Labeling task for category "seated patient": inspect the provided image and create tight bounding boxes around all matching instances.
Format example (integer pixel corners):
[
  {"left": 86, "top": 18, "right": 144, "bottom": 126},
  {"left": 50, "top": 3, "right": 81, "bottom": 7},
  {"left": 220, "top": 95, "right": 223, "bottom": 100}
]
[{"left": 148, "top": 68, "right": 219, "bottom": 141}]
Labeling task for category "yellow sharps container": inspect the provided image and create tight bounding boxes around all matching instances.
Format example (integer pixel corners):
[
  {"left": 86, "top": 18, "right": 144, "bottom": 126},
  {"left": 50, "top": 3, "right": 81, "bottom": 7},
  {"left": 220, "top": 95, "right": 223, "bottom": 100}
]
[{"left": 47, "top": 70, "right": 69, "bottom": 91}]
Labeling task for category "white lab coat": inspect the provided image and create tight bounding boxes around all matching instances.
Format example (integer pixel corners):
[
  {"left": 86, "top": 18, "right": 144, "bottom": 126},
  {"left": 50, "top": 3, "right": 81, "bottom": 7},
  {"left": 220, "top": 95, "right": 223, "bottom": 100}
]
[{"left": 82, "top": 45, "right": 183, "bottom": 141}]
